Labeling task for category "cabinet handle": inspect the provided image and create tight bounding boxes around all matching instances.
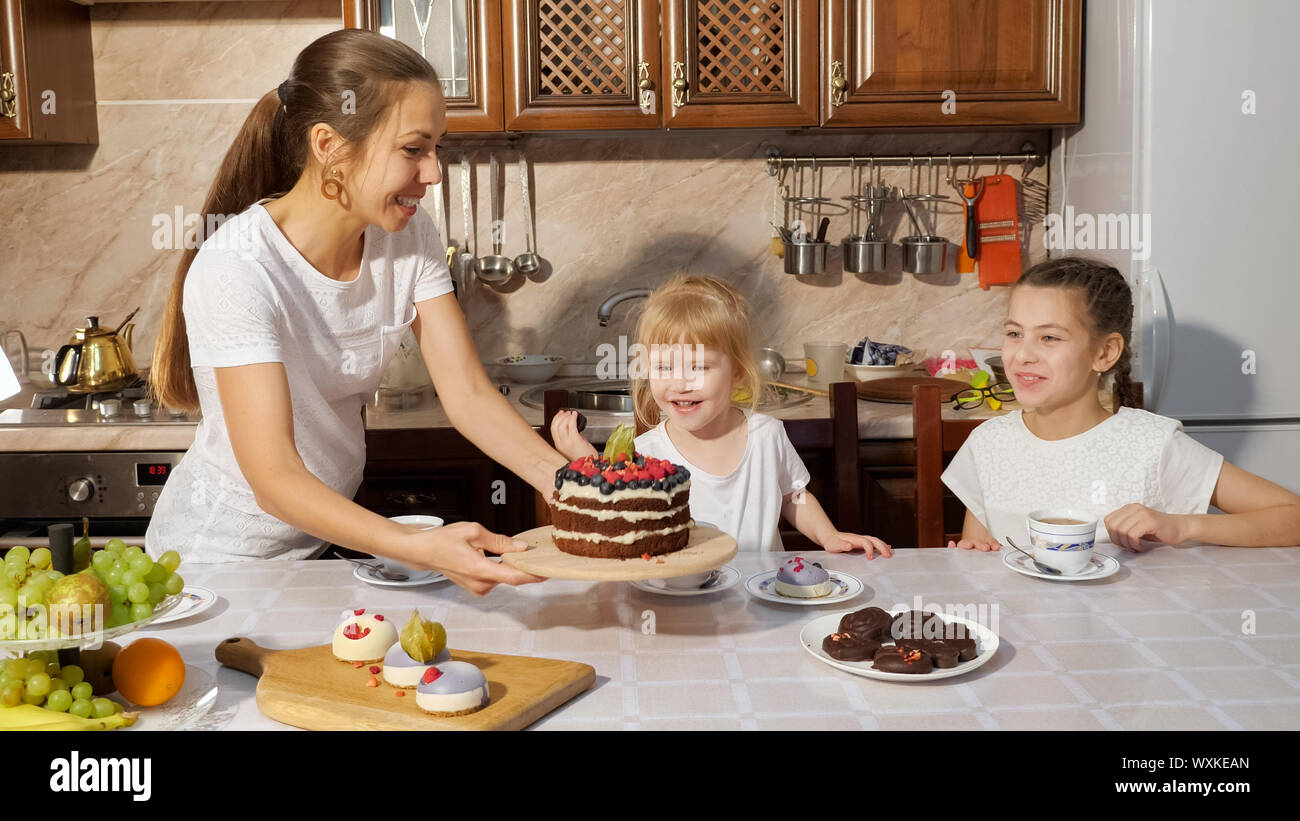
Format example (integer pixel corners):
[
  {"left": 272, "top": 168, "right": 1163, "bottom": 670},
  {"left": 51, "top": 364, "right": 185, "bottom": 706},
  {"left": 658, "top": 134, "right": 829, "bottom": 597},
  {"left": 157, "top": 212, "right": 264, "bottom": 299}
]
[
  {"left": 1, "top": 72, "right": 16, "bottom": 120},
  {"left": 385, "top": 491, "right": 436, "bottom": 507},
  {"left": 671, "top": 61, "right": 686, "bottom": 109},
  {"left": 830, "top": 61, "right": 847, "bottom": 108},
  {"left": 637, "top": 61, "right": 655, "bottom": 114}
]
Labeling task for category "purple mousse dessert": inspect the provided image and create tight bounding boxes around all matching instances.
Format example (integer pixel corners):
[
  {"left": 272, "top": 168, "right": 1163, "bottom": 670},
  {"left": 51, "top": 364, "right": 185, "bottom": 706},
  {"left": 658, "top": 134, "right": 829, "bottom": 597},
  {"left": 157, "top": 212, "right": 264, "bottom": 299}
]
[
  {"left": 774, "top": 556, "right": 833, "bottom": 598},
  {"left": 415, "top": 661, "right": 489, "bottom": 717}
]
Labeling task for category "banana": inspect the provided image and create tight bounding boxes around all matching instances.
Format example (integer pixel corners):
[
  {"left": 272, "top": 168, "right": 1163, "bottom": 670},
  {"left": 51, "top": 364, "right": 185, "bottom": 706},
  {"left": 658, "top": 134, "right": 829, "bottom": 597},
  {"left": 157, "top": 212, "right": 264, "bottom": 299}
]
[{"left": 0, "top": 704, "right": 138, "bottom": 731}]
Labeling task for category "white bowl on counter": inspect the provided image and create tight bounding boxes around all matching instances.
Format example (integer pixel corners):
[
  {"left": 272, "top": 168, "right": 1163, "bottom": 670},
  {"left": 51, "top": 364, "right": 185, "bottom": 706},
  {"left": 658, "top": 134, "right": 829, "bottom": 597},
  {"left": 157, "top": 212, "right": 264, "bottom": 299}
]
[
  {"left": 496, "top": 354, "right": 566, "bottom": 384},
  {"left": 845, "top": 348, "right": 927, "bottom": 382}
]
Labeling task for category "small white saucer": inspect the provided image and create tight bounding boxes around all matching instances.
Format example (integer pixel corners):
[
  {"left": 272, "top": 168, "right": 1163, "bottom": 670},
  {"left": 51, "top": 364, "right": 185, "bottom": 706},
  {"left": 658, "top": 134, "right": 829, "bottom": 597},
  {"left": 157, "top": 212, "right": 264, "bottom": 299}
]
[
  {"left": 1002, "top": 549, "right": 1119, "bottom": 581},
  {"left": 353, "top": 561, "right": 443, "bottom": 588},
  {"left": 149, "top": 586, "right": 218, "bottom": 626},
  {"left": 745, "top": 569, "right": 864, "bottom": 605},
  {"left": 628, "top": 565, "right": 740, "bottom": 597}
]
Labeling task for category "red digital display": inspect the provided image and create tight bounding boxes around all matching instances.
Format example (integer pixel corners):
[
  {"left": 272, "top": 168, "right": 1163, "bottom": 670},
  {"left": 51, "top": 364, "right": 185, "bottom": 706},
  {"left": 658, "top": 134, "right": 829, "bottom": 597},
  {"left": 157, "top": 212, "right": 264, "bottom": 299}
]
[{"left": 136, "top": 463, "right": 171, "bottom": 486}]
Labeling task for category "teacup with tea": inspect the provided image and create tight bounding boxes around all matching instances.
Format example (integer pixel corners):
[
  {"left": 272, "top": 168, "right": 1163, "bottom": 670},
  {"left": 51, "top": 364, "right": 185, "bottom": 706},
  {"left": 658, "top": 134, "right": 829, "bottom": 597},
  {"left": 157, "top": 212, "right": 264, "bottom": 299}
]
[{"left": 1026, "top": 509, "right": 1098, "bottom": 574}]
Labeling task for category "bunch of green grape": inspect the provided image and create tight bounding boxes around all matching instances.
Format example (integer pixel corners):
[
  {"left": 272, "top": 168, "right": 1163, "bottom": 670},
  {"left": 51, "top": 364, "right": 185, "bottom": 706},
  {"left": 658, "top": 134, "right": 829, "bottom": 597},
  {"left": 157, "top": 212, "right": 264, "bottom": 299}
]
[
  {"left": 0, "top": 652, "right": 122, "bottom": 718},
  {"left": 89, "top": 540, "right": 184, "bottom": 629},
  {"left": 0, "top": 546, "right": 62, "bottom": 614}
]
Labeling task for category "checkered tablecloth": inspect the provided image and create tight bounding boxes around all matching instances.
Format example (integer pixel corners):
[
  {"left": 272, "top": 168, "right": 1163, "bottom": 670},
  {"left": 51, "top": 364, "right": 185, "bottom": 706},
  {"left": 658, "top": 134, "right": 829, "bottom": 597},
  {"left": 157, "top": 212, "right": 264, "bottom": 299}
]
[{"left": 133, "top": 544, "right": 1300, "bottom": 730}]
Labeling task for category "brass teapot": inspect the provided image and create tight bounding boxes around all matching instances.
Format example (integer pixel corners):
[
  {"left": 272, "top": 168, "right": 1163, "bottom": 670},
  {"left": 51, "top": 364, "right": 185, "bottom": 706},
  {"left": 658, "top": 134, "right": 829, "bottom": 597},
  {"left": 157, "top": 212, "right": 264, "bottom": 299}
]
[{"left": 54, "top": 309, "right": 139, "bottom": 394}]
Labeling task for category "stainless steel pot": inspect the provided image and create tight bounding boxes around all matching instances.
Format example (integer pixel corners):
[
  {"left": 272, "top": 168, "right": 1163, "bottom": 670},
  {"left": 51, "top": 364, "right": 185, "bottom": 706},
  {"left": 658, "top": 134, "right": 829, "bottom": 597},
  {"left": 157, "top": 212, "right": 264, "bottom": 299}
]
[
  {"left": 783, "top": 239, "right": 828, "bottom": 275},
  {"left": 901, "top": 235, "right": 948, "bottom": 274},
  {"left": 842, "top": 237, "right": 888, "bottom": 273}
]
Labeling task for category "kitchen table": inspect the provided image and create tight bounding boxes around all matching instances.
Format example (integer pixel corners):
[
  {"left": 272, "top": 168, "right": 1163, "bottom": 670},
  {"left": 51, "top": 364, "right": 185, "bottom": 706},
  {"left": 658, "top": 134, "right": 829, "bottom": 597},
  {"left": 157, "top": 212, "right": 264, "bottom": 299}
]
[{"left": 133, "top": 544, "right": 1300, "bottom": 731}]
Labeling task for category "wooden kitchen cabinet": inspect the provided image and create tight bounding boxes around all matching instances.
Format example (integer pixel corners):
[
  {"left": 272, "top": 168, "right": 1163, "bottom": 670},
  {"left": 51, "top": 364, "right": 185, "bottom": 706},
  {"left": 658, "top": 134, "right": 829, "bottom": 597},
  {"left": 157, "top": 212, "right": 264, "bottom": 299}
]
[
  {"left": 0, "top": 0, "right": 97, "bottom": 145},
  {"left": 351, "top": 0, "right": 1079, "bottom": 132},
  {"left": 344, "top": 0, "right": 505, "bottom": 131},
  {"left": 822, "top": 0, "right": 1082, "bottom": 127},
  {"left": 358, "top": 428, "right": 533, "bottom": 535},
  {"left": 660, "top": 0, "right": 819, "bottom": 128},
  {"left": 502, "top": 0, "right": 661, "bottom": 130}
]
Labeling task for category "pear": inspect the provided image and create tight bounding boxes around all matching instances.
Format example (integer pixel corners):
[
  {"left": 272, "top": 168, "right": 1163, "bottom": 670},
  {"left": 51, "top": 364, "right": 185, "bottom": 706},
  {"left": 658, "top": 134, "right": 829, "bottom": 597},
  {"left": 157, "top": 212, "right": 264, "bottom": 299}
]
[{"left": 45, "top": 572, "right": 111, "bottom": 635}]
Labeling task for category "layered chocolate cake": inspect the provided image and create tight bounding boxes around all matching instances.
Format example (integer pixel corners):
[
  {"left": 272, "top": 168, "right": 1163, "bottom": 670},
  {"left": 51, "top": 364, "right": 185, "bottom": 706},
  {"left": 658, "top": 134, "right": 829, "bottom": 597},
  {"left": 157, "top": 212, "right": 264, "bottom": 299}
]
[{"left": 549, "top": 450, "right": 693, "bottom": 559}]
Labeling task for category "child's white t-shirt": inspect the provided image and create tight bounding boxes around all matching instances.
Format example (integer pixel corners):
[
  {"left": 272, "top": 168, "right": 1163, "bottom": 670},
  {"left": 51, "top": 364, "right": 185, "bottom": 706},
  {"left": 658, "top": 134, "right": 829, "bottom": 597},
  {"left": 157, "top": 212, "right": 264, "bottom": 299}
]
[
  {"left": 146, "top": 203, "right": 453, "bottom": 563},
  {"left": 940, "top": 407, "right": 1224, "bottom": 546},
  {"left": 635, "top": 412, "right": 811, "bottom": 552}
]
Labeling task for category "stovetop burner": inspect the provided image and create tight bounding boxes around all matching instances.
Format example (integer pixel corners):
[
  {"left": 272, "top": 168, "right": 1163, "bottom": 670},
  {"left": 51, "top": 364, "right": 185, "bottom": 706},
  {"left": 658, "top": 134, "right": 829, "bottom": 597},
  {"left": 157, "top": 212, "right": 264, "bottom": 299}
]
[{"left": 32, "top": 375, "right": 148, "bottom": 411}]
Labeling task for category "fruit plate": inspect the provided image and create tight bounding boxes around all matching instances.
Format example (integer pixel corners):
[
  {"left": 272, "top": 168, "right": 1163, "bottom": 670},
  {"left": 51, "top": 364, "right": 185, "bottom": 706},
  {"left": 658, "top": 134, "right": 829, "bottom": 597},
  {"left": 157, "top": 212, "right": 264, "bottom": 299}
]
[
  {"left": 124, "top": 665, "right": 234, "bottom": 731},
  {"left": 0, "top": 593, "right": 184, "bottom": 654},
  {"left": 799, "top": 609, "right": 1000, "bottom": 683}
]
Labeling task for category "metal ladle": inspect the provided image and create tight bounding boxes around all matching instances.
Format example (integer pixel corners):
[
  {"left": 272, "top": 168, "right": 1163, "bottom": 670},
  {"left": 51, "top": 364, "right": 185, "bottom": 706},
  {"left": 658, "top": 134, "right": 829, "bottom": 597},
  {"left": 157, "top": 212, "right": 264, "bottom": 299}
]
[
  {"left": 473, "top": 152, "right": 515, "bottom": 284},
  {"left": 514, "top": 150, "right": 542, "bottom": 276}
]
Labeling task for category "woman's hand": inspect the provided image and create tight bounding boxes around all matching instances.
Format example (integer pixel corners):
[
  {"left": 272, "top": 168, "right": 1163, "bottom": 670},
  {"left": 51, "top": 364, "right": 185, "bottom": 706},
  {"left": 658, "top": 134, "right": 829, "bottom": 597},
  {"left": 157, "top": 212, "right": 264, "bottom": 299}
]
[
  {"left": 947, "top": 538, "right": 1002, "bottom": 551},
  {"left": 1104, "top": 503, "right": 1189, "bottom": 551},
  {"left": 822, "top": 531, "right": 893, "bottom": 558},
  {"left": 550, "top": 410, "right": 598, "bottom": 462},
  {"left": 395, "top": 521, "right": 547, "bottom": 596}
]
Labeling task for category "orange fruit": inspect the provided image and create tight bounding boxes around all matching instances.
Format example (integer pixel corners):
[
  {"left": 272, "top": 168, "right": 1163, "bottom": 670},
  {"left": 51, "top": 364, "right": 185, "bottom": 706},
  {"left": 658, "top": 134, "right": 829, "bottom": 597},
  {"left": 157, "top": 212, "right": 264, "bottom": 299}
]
[{"left": 112, "top": 638, "right": 186, "bottom": 706}]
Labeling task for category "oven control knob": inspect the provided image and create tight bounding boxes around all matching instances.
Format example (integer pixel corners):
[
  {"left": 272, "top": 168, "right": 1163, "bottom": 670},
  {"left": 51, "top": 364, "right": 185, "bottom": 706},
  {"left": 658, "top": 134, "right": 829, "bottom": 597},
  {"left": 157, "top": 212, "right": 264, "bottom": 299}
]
[
  {"left": 133, "top": 399, "right": 154, "bottom": 418},
  {"left": 67, "top": 478, "right": 95, "bottom": 503},
  {"left": 99, "top": 399, "right": 122, "bottom": 418}
]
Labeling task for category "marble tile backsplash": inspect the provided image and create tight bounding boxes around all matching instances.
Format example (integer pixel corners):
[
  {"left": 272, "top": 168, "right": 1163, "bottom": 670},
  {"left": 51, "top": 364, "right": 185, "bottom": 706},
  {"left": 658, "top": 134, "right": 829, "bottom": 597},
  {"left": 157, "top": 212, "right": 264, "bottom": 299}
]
[{"left": 0, "top": 1, "right": 1049, "bottom": 381}]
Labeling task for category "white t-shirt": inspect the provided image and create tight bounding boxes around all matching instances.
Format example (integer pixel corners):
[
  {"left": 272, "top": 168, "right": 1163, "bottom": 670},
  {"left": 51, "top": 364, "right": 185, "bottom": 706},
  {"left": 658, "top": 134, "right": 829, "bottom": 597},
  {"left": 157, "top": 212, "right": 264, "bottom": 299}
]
[
  {"left": 146, "top": 203, "right": 454, "bottom": 562},
  {"left": 940, "top": 407, "right": 1224, "bottom": 546},
  {"left": 635, "top": 412, "right": 811, "bottom": 552}
]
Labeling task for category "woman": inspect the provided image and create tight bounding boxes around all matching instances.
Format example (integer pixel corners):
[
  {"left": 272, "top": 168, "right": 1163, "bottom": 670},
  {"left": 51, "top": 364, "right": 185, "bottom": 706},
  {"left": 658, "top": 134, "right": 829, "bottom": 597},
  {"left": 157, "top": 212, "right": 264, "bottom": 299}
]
[{"left": 146, "top": 29, "right": 558, "bottom": 595}]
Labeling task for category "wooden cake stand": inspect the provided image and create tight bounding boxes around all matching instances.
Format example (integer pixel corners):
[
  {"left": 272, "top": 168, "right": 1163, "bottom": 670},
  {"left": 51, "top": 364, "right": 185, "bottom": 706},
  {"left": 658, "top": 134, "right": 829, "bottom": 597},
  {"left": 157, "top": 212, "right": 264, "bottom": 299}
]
[{"left": 502, "top": 525, "right": 737, "bottom": 581}]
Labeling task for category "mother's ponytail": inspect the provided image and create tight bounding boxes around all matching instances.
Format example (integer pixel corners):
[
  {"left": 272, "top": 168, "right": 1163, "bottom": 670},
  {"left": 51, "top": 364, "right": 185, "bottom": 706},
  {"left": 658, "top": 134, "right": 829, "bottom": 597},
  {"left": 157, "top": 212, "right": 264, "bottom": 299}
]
[
  {"left": 150, "top": 29, "right": 439, "bottom": 410},
  {"left": 151, "top": 91, "right": 291, "bottom": 411}
]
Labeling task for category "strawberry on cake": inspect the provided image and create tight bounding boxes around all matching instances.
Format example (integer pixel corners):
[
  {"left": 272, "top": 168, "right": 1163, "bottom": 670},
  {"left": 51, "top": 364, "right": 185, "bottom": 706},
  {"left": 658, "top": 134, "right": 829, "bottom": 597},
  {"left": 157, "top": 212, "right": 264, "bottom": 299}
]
[{"left": 549, "top": 425, "right": 693, "bottom": 559}]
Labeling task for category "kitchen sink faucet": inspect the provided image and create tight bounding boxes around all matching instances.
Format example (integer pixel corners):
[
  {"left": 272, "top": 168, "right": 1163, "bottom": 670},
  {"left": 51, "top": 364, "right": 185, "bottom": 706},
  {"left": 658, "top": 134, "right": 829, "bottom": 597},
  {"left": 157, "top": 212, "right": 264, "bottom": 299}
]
[{"left": 596, "top": 288, "right": 653, "bottom": 327}]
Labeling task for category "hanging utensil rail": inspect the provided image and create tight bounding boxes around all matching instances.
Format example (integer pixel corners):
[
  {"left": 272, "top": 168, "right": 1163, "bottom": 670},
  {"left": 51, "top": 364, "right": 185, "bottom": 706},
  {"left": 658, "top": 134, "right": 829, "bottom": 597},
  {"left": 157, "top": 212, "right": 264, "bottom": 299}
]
[{"left": 764, "top": 145, "right": 1043, "bottom": 176}]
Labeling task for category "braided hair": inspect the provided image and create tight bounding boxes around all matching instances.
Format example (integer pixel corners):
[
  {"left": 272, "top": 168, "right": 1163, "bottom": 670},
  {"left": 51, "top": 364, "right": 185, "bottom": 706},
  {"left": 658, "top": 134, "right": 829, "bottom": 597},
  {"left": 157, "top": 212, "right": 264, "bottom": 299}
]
[{"left": 1015, "top": 258, "right": 1141, "bottom": 410}]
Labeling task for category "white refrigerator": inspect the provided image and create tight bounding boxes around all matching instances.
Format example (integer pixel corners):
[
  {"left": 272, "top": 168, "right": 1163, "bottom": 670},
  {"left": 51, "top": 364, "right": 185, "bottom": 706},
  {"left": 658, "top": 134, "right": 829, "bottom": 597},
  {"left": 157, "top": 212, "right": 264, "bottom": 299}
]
[{"left": 1053, "top": 0, "right": 1300, "bottom": 496}]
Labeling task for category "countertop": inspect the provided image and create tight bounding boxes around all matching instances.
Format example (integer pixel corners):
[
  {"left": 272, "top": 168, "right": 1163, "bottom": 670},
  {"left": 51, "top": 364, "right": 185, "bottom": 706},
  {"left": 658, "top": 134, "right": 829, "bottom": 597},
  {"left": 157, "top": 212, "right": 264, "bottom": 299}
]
[
  {"left": 130, "top": 544, "right": 1300, "bottom": 731},
  {"left": 0, "top": 370, "right": 1018, "bottom": 452}
]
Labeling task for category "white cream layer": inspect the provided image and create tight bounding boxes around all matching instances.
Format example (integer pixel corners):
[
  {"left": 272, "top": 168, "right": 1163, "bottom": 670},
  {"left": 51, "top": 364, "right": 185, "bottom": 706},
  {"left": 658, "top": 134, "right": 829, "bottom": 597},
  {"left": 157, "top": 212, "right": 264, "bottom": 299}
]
[
  {"left": 552, "top": 501, "right": 687, "bottom": 522},
  {"left": 553, "top": 522, "right": 691, "bottom": 544},
  {"left": 416, "top": 687, "right": 486, "bottom": 714},
  {"left": 557, "top": 479, "right": 690, "bottom": 504},
  {"left": 383, "top": 664, "right": 431, "bottom": 688},
  {"left": 774, "top": 579, "right": 833, "bottom": 598}
]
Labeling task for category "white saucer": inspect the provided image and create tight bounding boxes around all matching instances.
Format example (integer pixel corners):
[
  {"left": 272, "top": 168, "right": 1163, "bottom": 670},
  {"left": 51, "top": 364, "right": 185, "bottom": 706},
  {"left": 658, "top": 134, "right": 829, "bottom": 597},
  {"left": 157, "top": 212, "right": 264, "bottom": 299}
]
[
  {"left": 353, "top": 561, "right": 443, "bottom": 588},
  {"left": 745, "top": 569, "right": 864, "bottom": 606},
  {"left": 628, "top": 565, "right": 740, "bottom": 597},
  {"left": 1001, "top": 549, "right": 1119, "bottom": 581},
  {"left": 149, "top": 586, "right": 219, "bottom": 626},
  {"left": 800, "top": 609, "right": 999, "bottom": 682}
]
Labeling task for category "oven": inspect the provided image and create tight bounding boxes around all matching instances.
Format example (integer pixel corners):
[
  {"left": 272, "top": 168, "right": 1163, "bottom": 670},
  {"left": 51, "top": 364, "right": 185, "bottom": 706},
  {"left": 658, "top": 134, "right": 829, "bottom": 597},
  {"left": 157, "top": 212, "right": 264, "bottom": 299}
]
[{"left": 0, "top": 451, "right": 185, "bottom": 548}]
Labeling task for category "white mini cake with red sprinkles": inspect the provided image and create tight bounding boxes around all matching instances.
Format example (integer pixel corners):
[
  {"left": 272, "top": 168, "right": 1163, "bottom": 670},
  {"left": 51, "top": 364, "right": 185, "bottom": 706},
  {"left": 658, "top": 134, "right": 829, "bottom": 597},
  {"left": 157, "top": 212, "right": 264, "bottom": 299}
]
[{"left": 331, "top": 608, "right": 398, "bottom": 663}]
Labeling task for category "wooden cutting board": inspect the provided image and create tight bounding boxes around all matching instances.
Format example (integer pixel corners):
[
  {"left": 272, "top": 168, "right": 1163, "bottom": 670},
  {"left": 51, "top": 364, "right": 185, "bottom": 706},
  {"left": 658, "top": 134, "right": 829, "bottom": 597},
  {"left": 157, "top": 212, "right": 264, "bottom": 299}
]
[
  {"left": 502, "top": 524, "right": 737, "bottom": 581},
  {"left": 215, "top": 638, "right": 595, "bottom": 731},
  {"left": 855, "top": 375, "right": 974, "bottom": 404}
]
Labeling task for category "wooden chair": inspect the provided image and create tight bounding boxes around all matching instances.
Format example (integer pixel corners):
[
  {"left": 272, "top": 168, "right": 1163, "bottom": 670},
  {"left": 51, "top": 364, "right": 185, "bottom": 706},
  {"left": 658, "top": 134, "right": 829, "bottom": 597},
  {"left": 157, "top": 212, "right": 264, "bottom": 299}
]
[
  {"left": 911, "top": 379, "right": 1145, "bottom": 549},
  {"left": 537, "top": 382, "right": 864, "bottom": 545}
]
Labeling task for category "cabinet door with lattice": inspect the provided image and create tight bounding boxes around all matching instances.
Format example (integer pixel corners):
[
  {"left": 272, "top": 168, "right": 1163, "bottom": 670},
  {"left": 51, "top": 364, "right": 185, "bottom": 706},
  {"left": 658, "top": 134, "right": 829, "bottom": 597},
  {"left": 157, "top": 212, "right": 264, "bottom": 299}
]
[
  {"left": 661, "top": 0, "right": 817, "bottom": 128},
  {"left": 504, "top": 0, "right": 661, "bottom": 129},
  {"left": 347, "top": 0, "right": 504, "bottom": 132}
]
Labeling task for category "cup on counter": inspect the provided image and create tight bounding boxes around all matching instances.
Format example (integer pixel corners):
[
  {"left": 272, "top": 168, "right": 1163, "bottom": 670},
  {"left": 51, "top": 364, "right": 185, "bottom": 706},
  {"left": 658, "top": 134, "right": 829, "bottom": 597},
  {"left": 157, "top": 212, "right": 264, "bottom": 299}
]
[
  {"left": 384, "top": 515, "right": 445, "bottom": 577},
  {"left": 1027, "top": 509, "right": 1098, "bottom": 575},
  {"left": 803, "top": 342, "right": 846, "bottom": 384}
]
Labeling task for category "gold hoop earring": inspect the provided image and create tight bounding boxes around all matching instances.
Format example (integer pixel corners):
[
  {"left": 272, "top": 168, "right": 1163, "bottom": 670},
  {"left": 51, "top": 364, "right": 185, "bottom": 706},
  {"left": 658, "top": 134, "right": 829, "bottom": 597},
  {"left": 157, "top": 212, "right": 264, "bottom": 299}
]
[{"left": 321, "top": 168, "right": 344, "bottom": 200}]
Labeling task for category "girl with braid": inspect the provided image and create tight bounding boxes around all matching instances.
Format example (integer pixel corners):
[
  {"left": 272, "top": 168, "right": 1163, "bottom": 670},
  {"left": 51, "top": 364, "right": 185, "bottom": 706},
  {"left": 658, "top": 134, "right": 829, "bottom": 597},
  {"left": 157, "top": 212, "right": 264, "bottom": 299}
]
[{"left": 942, "top": 258, "right": 1300, "bottom": 551}]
